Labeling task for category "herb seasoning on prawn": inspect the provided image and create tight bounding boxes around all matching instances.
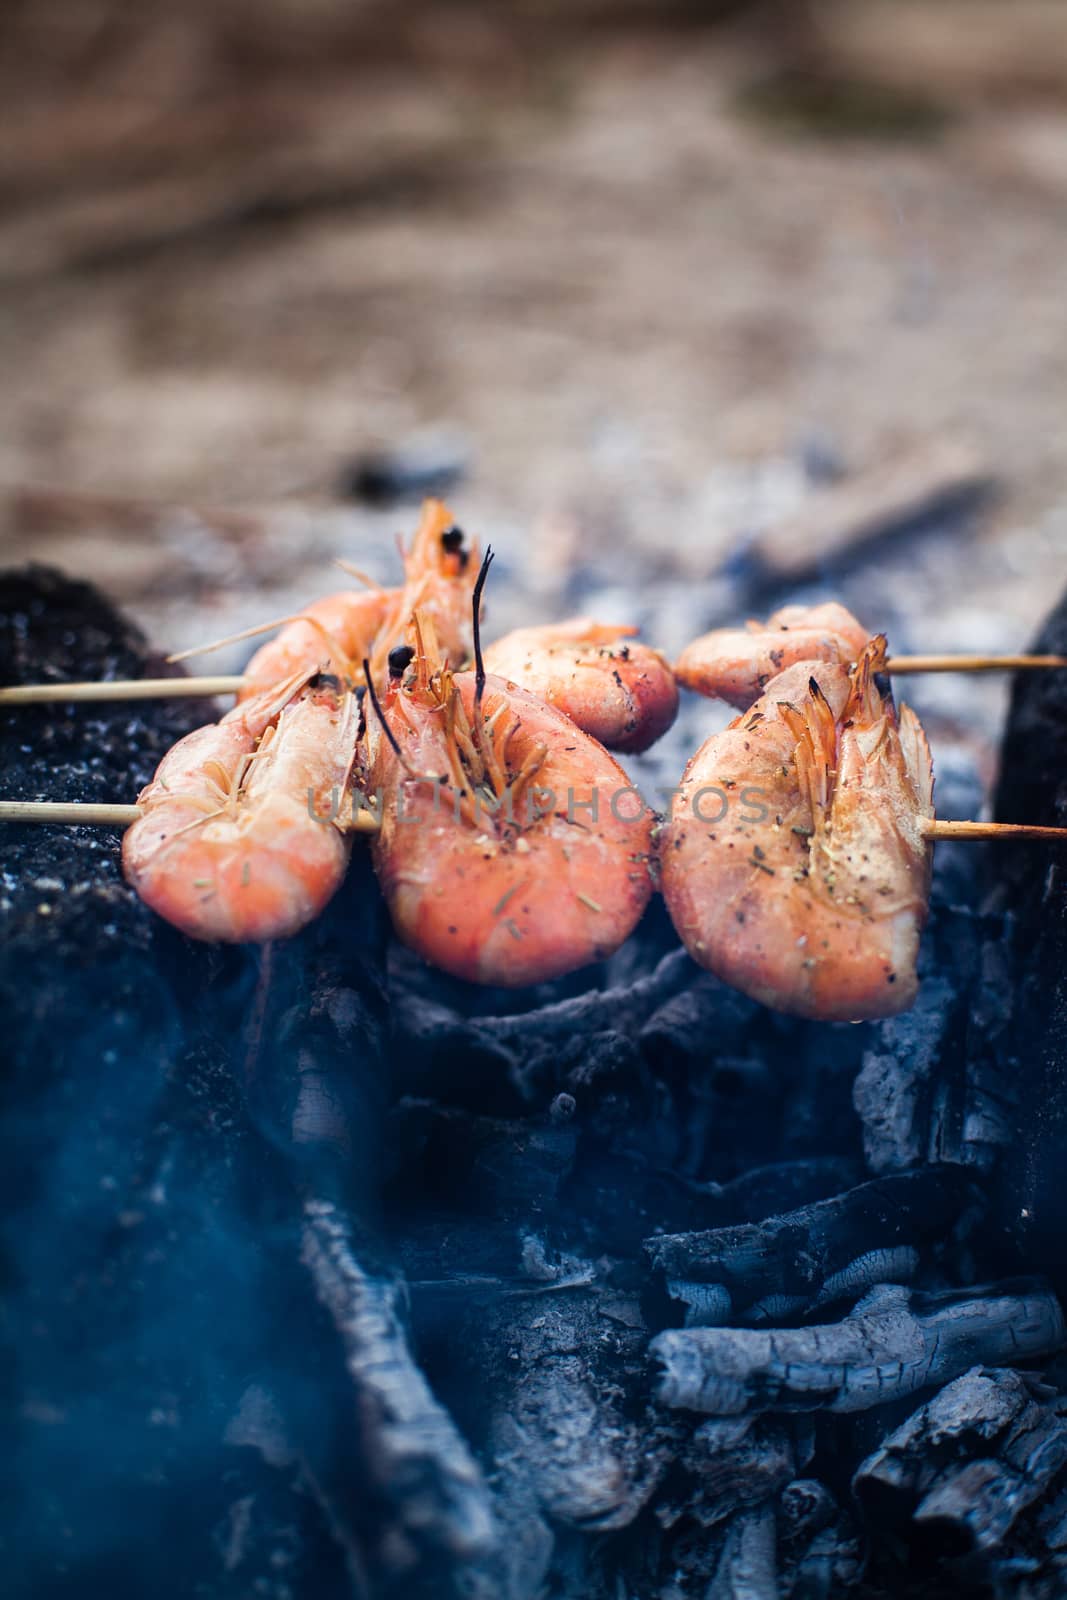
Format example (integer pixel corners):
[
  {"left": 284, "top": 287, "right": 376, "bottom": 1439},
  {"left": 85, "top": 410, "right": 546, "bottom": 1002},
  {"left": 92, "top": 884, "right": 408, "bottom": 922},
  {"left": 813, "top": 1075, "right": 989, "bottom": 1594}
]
[
  {"left": 483, "top": 617, "right": 678, "bottom": 753},
  {"left": 364, "top": 553, "right": 656, "bottom": 986},
  {"left": 675, "top": 602, "right": 870, "bottom": 709},
  {"left": 661, "top": 637, "right": 934, "bottom": 1021},
  {"left": 123, "top": 672, "right": 360, "bottom": 942}
]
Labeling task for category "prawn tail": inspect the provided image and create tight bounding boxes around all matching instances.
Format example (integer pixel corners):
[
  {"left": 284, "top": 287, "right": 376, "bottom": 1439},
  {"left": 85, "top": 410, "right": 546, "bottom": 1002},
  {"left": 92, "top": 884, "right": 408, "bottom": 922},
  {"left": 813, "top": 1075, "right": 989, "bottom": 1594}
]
[
  {"left": 846, "top": 634, "right": 891, "bottom": 722},
  {"left": 898, "top": 702, "right": 935, "bottom": 818}
]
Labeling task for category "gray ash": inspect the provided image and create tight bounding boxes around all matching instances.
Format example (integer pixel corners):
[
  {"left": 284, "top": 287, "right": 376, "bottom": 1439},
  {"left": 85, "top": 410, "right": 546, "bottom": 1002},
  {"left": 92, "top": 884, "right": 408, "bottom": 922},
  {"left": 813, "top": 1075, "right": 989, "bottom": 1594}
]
[{"left": 4, "top": 566, "right": 1067, "bottom": 1599}]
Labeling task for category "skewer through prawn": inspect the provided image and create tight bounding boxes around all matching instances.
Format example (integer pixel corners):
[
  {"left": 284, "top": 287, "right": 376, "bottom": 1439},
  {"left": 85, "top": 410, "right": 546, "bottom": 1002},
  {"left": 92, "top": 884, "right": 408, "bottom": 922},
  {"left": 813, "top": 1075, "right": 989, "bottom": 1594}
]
[
  {"left": 364, "top": 559, "right": 656, "bottom": 986},
  {"left": 660, "top": 637, "right": 934, "bottom": 1021},
  {"left": 674, "top": 599, "right": 1067, "bottom": 710}
]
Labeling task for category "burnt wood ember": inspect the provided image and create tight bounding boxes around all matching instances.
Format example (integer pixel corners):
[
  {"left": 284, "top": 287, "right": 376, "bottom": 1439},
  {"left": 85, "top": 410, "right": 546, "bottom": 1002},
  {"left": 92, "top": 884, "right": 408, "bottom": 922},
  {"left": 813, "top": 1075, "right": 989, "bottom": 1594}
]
[
  {"left": 854, "top": 905, "right": 1017, "bottom": 1177},
  {"left": 650, "top": 1280, "right": 1065, "bottom": 1417},
  {"left": 299, "top": 1200, "right": 495, "bottom": 1587},
  {"left": 778, "top": 1479, "right": 864, "bottom": 1596},
  {"left": 854, "top": 1366, "right": 1067, "bottom": 1594},
  {"left": 390, "top": 944, "right": 695, "bottom": 1112},
  {"left": 994, "top": 581, "right": 1067, "bottom": 1291},
  {"left": 645, "top": 1168, "right": 981, "bottom": 1327},
  {"left": 705, "top": 1502, "right": 777, "bottom": 1598}
]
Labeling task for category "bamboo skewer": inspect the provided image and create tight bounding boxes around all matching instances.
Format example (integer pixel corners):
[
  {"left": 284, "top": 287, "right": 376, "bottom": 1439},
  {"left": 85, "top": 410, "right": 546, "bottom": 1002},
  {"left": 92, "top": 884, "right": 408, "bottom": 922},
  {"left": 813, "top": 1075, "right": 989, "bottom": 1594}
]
[
  {"left": 2, "top": 653, "right": 1067, "bottom": 708},
  {"left": 922, "top": 819, "right": 1067, "bottom": 843},
  {"left": 0, "top": 801, "right": 143, "bottom": 825},
  {"left": 0, "top": 800, "right": 1061, "bottom": 844},
  {"left": 0, "top": 799, "right": 381, "bottom": 834},
  {"left": 0, "top": 676, "right": 246, "bottom": 705},
  {"left": 886, "top": 653, "right": 1067, "bottom": 675}
]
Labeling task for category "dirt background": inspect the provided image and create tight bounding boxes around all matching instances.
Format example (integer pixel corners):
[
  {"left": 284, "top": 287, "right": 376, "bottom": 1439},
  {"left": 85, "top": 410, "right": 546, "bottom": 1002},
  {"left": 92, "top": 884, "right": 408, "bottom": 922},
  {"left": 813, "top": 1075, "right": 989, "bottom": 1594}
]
[{"left": 1, "top": 0, "right": 1065, "bottom": 768}]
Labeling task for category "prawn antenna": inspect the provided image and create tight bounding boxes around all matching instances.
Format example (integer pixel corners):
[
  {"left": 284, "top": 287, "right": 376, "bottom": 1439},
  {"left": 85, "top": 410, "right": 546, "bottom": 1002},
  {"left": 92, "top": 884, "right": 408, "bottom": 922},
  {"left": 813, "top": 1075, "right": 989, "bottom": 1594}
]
[
  {"left": 472, "top": 545, "right": 494, "bottom": 702},
  {"left": 361, "top": 657, "right": 405, "bottom": 765}
]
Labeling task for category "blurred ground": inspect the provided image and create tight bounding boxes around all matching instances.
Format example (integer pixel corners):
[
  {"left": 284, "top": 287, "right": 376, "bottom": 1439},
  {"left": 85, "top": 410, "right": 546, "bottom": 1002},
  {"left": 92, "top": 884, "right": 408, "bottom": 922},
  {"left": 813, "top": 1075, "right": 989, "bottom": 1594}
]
[{"left": 1, "top": 0, "right": 1065, "bottom": 744}]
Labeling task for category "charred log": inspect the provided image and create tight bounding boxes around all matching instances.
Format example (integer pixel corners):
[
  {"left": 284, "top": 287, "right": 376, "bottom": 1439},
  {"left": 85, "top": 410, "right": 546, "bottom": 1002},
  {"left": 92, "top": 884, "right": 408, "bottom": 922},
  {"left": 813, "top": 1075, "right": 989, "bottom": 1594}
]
[
  {"left": 854, "top": 1365, "right": 1067, "bottom": 1592},
  {"left": 651, "top": 1280, "right": 1065, "bottom": 1417},
  {"left": 645, "top": 1168, "right": 980, "bottom": 1327}
]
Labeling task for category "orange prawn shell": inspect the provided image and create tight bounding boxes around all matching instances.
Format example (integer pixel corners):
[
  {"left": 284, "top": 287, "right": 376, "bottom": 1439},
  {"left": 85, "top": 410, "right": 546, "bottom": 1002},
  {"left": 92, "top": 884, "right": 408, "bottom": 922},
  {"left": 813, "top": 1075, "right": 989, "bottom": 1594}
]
[
  {"left": 374, "top": 498, "right": 481, "bottom": 676},
  {"left": 235, "top": 498, "right": 477, "bottom": 703},
  {"left": 675, "top": 602, "right": 870, "bottom": 709},
  {"left": 123, "top": 685, "right": 356, "bottom": 943},
  {"left": 660, "top": 653, "right": 934, "bottom": 1021},
  {"left": 368, "top": 672, "right": 655, "bottom": 986},
  {"left": 482, "top": 618, "right": 678, "bottom": 754},
  {"left": 238, "top": 589, "right": 394, "bottom": 702}
]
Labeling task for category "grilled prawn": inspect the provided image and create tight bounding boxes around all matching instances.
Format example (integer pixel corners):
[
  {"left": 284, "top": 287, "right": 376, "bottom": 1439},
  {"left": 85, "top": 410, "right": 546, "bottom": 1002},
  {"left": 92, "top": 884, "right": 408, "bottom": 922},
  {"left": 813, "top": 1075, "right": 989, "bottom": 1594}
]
[
  {"left": 675, "top": 602, "right": 870, "bottom": 710},
  {"left": 123, "top": 675, "right": 359, "bottom": 943},
  {"left": 238, "top": 498, "right": 478, "bottom": 700},
  {"left": 482, "top": 619, "right": 678, "bottom": 753},
  {"left": 365, "top": 613, "right": 655, "bottom": 987},
  {"left": 660, "top": 638, "right": 934, "bottom": 1021}
]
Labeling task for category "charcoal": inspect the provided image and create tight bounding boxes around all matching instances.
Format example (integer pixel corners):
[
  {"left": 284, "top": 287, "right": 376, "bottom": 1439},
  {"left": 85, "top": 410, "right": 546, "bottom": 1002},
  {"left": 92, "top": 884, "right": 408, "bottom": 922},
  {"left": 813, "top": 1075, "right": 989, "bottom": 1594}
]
[
  {"left": 645, "top": 1168, "right": 979, "bottom": 1327},
  {"left": 704, "top": 1503, "right": 777, "bottom": 1599},
  {"left": 390, "top": 946, "right": 694, "bottom": 1112},
  {"left": 670, "top": 1414, "right": 814, "bottom": 1531},
  {"left": 239, "top": 867, "right": 496, "bottom": 1594},
  {"left": 777, "top": 1480, "right": 864, "bottom": 1598},
  {"left": 777, "top": 1476, "right": 864, "bottom": 1599},
  {"left": 651, "top": 1280, "right": 1065, "bottom": 1417},
  {"left": 420, "top": 1280, "right": 675, "bottom": 1600},
  {"left": 638, "top": 970, "right": 763, "bottom": 1081},
  {"left": 238, "top": 849, "right": 391, "bottom": 1212},
  {"left": 992, "top": 581, "right": 1067, "bottom": 1289},
  {"left": 854, "top": 904, "right": 1016, "bottom": 1176},
  {"left": 854, "top": 1366, "right": 1067, "bottom": 1592},
  {"left": 299, "top": 1201, "right": 495, "bottom": 1588}
]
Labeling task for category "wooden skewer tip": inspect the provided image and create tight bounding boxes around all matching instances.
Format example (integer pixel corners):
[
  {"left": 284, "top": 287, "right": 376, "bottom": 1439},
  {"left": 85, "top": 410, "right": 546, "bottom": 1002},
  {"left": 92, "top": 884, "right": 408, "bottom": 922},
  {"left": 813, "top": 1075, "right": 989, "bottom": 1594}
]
[
  {"left": 0, "top": 676, "right": 246, "bottom": 705},
  {"left": 0, "top": 798, "right": 381, "bottom": 834},
  {"left": 923, "top": 818, "right": 1067, "bottom": 842},
  {"left": 887, "top": 654, "right": 1067, "bottom": 675},
  {"left": 0, "top": 801, "right": 142, "bottom": 826}
]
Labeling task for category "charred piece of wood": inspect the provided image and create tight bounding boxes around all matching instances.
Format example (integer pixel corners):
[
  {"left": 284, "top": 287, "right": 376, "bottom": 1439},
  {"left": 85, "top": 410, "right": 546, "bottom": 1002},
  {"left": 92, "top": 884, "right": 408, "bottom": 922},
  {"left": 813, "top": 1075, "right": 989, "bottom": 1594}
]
[
  {"left": 651, "top": 1280, "right": 1065, "bottom": 1417},
  {"left": 854, "top": 1364, "right": 1067, "bottom": 1593},
  {"left": 645, "top": 1167, "right": 980, "bottom": 1327}
]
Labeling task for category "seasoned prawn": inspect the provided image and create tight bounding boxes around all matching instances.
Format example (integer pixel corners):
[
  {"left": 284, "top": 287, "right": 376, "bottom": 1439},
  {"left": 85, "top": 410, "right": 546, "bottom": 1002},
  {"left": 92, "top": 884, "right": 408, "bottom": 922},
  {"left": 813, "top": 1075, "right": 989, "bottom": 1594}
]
[
  {"left": 239, "top": 588, "right": 393, "bottom": 701},
  {"left": 675, "top": 602, "right": 870, "bottom": 710},
  {"left": 123, "top": 675, "right": 359, "bottom": 943},
  {"left": 367, "top": 497, "right": 480, "bottom": 685},
  {"left": 365, "top": 613, "right": 655, "bottom": 987},
  {"left": 482, "top": 619, "right": 678, "bottom": 754},
  {"left": 660, "top": 638, "right": 934, "bottom": 1021},
  {"left": 237, "top": 498, "right": 478, "bottom": 701}
]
